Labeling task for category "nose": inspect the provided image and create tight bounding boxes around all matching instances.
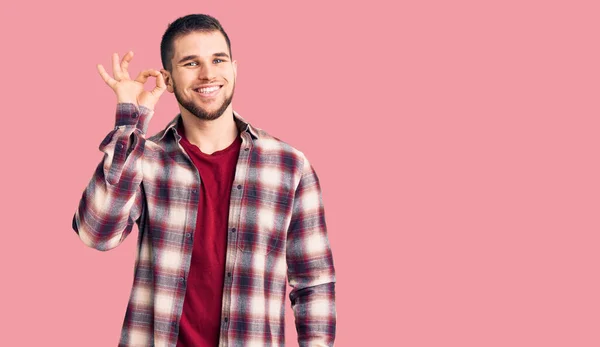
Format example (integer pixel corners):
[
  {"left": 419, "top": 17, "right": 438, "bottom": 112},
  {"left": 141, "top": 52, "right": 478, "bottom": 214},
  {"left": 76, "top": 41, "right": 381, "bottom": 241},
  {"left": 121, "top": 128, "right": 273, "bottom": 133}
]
[{"left": 197, "top": 63, "right": 216, "bottom": 81}]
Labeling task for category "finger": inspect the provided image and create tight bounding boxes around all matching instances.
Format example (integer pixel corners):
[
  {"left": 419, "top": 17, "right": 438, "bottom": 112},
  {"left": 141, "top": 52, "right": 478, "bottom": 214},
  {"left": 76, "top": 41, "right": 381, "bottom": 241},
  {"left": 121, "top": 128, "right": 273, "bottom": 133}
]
[
  {"left": 134, "top": 69, "right": 158, "bottom": 84},
  {"left": 97, "top": 64, "right": 116, "bottom": 88},
  {"left": 156, "top": 72, "right": 166, "bottom": 90},
  {"left": 120, "top": 51, "right": 133, "bottom": 79},
  {"left": 112, "top": 53, "right": 123, "bottom": 80}
]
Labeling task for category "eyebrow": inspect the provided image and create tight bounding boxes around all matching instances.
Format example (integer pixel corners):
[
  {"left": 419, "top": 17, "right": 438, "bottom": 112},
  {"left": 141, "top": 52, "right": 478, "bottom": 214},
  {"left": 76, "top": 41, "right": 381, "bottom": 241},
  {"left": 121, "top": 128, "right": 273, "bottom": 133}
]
[{"left": 177, "top": 52, "right": 230, "bottom": 64}]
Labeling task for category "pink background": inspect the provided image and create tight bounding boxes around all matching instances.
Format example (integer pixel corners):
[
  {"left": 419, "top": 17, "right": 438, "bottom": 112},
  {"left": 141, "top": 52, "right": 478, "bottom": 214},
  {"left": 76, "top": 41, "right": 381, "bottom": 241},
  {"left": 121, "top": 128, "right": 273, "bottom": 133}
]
[{"left": 1, "top": 0, "right": 599, "bottom": 345}]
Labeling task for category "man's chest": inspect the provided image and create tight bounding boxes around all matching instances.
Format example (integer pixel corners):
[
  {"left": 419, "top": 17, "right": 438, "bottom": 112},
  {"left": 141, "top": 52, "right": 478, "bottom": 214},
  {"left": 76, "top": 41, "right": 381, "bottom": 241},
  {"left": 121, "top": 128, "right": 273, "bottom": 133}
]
[{"left": 139, "top": 146, "right": 300, "bottom": 257}]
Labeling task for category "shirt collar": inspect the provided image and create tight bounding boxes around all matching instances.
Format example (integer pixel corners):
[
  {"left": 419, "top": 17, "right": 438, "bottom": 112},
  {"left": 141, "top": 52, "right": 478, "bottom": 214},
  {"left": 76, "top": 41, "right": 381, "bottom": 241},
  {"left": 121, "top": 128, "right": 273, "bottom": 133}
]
[{"left": 155, "top": 110, "right": 259, "bottom": 142}]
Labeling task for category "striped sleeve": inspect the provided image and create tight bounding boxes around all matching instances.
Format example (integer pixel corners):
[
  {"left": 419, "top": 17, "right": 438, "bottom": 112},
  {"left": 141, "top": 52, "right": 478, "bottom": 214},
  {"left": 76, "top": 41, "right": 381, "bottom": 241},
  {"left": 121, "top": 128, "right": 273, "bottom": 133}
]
[
  {"left": 71, "top": 103, "right": 153, "bottom": 251},
  {"left": 287, "top": 154, "right": 337, "bottom": 347}
]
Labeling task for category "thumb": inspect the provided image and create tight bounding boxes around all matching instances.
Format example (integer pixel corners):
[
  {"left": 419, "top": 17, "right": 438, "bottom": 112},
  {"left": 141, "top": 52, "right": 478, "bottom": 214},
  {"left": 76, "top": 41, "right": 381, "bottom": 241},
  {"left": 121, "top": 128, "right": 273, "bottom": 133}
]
[{"left": 151, "top": 71, "right": 167, "bottom": 96}]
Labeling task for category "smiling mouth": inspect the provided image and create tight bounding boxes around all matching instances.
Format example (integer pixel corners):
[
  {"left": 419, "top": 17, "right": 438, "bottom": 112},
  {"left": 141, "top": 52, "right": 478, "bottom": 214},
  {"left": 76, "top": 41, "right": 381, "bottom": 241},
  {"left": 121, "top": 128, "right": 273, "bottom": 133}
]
[{"left": 194, "top": 85, "right": 222, "bottom": 97}]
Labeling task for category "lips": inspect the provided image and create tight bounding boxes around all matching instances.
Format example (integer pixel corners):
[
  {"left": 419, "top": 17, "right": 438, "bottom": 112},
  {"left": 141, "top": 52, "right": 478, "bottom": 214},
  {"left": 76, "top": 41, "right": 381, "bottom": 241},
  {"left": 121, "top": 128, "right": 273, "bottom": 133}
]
[{"left": 193, "top": 85, "right": 223, "bottom": 98}]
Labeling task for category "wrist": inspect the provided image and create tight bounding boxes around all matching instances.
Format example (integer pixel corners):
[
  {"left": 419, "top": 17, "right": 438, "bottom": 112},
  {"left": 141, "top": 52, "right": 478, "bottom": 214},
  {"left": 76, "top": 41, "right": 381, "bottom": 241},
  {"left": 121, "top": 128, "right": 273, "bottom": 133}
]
[{"left": 116, "top": 97, "right": 138, "bottom": 104}]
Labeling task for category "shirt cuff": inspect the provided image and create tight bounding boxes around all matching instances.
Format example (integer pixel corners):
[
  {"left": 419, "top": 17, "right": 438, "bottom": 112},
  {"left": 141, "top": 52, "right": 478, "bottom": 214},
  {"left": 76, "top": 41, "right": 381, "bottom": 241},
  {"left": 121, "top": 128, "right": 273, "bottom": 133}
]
[{"left": 115, "top": 103, "right": 154, "bottom": 135}]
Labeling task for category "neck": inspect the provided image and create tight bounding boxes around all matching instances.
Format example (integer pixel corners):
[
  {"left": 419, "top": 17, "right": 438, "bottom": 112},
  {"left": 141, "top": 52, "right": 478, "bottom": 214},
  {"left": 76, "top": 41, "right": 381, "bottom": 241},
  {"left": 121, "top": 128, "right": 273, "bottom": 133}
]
[{"left": 179, "top": 105, "right": 238, "bottom": 155}]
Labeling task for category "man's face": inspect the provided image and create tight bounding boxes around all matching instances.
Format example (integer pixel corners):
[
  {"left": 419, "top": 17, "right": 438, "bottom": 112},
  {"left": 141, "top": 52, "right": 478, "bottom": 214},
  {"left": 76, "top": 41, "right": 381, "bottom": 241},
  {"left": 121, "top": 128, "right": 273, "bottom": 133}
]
[{"left": 163, "top": 30, "right": 237, "bottom": 121}]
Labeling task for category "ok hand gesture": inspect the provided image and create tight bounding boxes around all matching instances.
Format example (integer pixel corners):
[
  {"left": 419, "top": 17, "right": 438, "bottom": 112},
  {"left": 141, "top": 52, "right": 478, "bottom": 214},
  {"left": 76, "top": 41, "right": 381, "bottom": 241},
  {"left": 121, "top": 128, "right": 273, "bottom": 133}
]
[{"left": 97, "top": 51, "right": 167, "bottom": 110}]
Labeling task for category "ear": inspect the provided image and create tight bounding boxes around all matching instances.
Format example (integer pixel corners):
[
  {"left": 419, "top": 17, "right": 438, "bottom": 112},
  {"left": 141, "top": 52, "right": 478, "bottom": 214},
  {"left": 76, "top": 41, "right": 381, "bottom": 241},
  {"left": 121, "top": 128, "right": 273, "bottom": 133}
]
[
  {"left": 161, "top": 69, "right": 174, "bottom": 93},
  {"left": 232, "top": 60, "right": 238, "bottom": 80}
]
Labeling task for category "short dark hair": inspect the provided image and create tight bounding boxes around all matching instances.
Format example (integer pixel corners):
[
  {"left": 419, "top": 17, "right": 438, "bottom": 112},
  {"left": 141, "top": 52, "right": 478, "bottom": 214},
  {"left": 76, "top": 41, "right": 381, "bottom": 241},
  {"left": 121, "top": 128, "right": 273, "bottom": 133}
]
[{"left": 160, "top": 14, "right": 232, "bottom": 72}]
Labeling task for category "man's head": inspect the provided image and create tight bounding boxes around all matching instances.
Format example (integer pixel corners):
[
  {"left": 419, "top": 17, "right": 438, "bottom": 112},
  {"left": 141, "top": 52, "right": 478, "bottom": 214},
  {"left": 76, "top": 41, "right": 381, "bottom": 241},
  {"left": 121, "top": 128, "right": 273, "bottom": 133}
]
[{"left": 160, "top": 14, "right": 237, "bottom": 121}]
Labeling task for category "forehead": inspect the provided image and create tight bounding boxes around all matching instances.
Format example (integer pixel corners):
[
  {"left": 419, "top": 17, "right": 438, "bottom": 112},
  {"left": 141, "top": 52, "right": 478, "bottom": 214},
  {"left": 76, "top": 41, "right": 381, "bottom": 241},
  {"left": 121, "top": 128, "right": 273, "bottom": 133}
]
[{"left": 172, "top": 31, "right": 229, "bottom": 59}]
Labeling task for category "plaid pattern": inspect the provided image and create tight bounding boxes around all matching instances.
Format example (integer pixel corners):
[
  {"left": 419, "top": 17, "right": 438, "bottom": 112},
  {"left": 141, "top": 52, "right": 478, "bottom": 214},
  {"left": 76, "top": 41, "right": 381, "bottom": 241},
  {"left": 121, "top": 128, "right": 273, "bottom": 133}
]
[{"left": 72, "top": 103, "right": 337, "bottom": 347}]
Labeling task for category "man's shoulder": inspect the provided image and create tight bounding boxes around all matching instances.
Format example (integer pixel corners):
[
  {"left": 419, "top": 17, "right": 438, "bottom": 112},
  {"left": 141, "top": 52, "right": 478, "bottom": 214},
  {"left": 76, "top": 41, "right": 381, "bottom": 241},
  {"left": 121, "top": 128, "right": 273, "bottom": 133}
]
[{"left": 250, "top": 125, "right": 309, "bottom": 169}]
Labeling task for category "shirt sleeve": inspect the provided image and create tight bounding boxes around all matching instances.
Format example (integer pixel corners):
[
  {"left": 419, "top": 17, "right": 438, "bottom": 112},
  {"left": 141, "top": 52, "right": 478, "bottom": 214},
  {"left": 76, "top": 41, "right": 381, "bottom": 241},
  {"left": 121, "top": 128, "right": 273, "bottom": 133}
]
[
  {"left": 71, "top": 103, "right": 153, "bottom": 251},
  {"left": 286, "top": 154, "right": 337, "bottom": 347}
]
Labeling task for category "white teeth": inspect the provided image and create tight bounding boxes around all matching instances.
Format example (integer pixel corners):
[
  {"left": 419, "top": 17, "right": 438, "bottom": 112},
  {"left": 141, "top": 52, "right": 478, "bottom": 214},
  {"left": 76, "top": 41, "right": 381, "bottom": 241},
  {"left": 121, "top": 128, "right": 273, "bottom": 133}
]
[{"left": 197, "top": 86, "right": 220, "bottom": 94}]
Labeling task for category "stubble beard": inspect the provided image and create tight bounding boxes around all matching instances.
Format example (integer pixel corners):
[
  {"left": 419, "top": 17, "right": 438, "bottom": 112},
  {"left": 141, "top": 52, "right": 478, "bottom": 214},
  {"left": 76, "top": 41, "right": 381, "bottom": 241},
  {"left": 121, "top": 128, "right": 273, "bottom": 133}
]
[{"left": 174, "top": 81, "right": 235, "bottom": 121}]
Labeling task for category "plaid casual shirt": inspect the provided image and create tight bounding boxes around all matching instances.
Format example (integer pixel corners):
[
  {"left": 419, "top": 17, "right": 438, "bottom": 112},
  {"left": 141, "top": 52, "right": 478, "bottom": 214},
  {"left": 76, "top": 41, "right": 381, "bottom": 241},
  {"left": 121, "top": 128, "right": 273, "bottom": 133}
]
[{"left": 71, "top": 103, "right": 337, "bottom": 347}]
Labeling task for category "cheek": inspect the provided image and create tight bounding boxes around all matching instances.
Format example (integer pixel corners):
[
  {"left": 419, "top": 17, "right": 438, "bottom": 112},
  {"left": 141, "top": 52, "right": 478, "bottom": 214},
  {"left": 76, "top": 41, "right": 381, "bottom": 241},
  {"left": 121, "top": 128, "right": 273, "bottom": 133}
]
[
  {"left": 223, "top": 67, "right": 236, "bottom": 80},
  {"left": 228, "top": 72, "right": 237, "bottom": 85},
  {"left": 174, "top": 72, "right": 193, "bottom": 84}
]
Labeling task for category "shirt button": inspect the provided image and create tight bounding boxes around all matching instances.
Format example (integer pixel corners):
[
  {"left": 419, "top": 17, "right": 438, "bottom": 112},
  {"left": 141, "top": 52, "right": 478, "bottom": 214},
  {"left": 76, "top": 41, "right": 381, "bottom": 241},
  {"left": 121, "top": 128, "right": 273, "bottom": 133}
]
[
  {"left": 244, "top": 148, "right": 249, "bottom": 151},
  {"left": 237, "top": 185, "right": 242, "bottom": 189},
  {"left": 224, "top": 317, "right": 228, "bottom": 323},
  {"left": 132, "top": 113, "right": 138, "bottom": 119},
  {"left": 179, "top": 277, "right": 186, "bottom": 284},
  {"left": 231, "top": 228, "right": 236, "bottom": 233},
  {"left": 185, "top": 233, "right": 191, "bottom": 238},
  {"left": 227, "top": 272, "right": 232, "bottom": 277},
  {"left": 192, "top": 189, "right": 198, "bottom": 194},
  {"left": 117, "top": 143, "right": 123, "bottom": 149}
]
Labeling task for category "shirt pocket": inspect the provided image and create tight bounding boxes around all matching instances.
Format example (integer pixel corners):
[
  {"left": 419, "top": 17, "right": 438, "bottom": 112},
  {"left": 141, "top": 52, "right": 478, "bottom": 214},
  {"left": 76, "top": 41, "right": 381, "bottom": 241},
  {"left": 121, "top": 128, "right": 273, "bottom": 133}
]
[
  {"left": 237, "top": 227, "right": 285, "bottom": 256},
  {"left": 237, "top": 185, "right": 291, "bottom": 256}
]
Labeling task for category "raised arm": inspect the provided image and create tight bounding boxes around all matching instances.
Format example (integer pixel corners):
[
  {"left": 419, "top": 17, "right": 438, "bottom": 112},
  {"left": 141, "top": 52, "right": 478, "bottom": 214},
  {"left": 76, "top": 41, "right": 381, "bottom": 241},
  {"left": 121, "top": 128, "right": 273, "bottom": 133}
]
[
  {"left": 71, "top": 51, "right": 166, "bottom": 251},
  {"left": 287, "top": 154, "right": 337, "bottom": 346}
]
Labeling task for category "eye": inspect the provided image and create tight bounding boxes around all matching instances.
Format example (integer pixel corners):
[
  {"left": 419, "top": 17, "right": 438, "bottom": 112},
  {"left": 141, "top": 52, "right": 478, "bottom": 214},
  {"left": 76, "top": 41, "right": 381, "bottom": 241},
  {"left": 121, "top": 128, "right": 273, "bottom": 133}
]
[
  {"left": 214, "top": 59, "right": 224, "bottom": 64},
  {"left": 185, "top": 61, "right": 198, "bottom": 66}
]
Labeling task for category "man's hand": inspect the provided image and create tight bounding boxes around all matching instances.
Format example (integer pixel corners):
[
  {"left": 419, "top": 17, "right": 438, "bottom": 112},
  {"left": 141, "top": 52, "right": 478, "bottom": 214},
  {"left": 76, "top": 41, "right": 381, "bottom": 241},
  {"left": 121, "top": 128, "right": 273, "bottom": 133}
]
[{"left": 97, "top": 51, "right": 166, "bottom": 110}]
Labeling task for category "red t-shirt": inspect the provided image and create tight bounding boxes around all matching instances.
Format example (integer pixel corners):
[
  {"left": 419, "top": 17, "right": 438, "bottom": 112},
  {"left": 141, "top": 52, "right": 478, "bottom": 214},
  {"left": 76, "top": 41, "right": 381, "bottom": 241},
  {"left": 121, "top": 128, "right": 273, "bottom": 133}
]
[{"left": 175, "top": 121, "right": 242, "bottom": 347}]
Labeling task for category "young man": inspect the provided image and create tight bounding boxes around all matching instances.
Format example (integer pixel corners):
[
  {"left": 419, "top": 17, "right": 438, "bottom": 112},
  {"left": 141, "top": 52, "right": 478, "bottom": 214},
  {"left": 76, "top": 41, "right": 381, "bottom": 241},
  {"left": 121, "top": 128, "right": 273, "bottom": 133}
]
[{"left": 71, "top": 14, "right": 336, "bottom": 347}]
